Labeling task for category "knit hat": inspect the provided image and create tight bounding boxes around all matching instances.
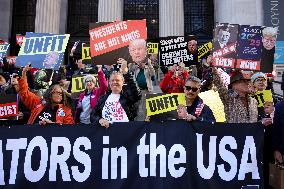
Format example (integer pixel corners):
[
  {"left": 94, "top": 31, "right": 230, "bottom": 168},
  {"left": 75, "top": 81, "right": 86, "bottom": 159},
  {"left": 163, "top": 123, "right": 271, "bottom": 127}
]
[
  {"left": 251, "top": 72, "right": 267, "bottom": 83},
  {"left": 83, "top": 74, "right": 96, "bottom": 85}
]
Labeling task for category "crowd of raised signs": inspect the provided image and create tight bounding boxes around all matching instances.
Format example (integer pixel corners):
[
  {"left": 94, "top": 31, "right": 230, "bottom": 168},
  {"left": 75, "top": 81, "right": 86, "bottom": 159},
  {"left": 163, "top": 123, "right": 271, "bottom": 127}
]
[{"left": 0, "top": 21, "right": 284, "bottom": 188}]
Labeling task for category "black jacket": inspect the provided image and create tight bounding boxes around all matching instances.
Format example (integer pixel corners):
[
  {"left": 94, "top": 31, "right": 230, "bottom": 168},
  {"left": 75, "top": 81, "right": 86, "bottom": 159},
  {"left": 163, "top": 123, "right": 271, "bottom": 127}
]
[
  {"left": 186, "top": 96, "right": 216, "bottom": 123},
  {"left": 272, "top": 100, "right": 284, "bottom": 154},
  {"left": 90, "top": 73, "right": 141, "bottom": 124}
]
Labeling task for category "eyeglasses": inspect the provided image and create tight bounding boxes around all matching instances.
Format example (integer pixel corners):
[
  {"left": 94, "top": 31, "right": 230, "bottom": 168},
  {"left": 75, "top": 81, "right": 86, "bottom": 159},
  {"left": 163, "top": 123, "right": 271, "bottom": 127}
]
[
  {"left": 184, "top": 86, "right": 199, "bottom": 92},
  {"left": 255, "top": 78, "right": 266, "bottom": 82},
  {"left": 85, "top": 80, "right": 93, "bottom": 83}
]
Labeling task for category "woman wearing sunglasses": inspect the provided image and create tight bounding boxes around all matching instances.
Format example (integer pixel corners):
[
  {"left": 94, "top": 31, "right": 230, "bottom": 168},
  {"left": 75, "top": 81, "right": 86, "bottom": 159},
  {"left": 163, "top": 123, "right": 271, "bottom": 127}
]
[{"left": 177, "top": 76, "right": 215, "bottom": 123}]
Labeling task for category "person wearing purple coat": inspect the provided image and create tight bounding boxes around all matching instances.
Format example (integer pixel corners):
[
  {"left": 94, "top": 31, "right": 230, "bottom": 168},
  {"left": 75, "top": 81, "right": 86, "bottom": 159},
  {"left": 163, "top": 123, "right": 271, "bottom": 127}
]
[{"left": 75, "top": 65, "right": 108, "bottom": 124}]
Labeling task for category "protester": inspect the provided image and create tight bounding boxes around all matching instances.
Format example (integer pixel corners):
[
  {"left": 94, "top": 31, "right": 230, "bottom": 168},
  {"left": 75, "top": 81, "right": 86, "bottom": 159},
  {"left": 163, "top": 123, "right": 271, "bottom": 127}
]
[
  {"left": 18, "top": 64, "right": 74, "bottom": 125},
  {"left": 160, "top": 63, "right": 189, "bottom": 93},
  {"left": 251, "top": 72, "right": 267, "bottom": 92},
  {"left": 75, "top": 65, "right": 108, "bottom": 124},
  {"left": 177, "top": 76, "right": 215, "bottom": 122},
  {"left": 212, "top": 61, "right": 258, "bottom": 123},
  {"left": 90, "top": 62, "right": 141, "bottom": 128},
  {"left": 273, "top": 100, "right": 284, "bottom": 166}
]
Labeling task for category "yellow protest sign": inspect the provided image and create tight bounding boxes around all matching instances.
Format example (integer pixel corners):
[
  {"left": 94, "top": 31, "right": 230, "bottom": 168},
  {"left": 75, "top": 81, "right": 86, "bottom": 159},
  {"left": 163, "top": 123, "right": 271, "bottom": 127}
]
[
  {"left": 251, "top": 90, "right": 273, "bottom": 107},
  {"left": 18, "top": 34, "right": 70, "bottom": 55},
  {"left": 198, "top": 42, "right": 212, "bottom": 60},
  {"left": 199, "top": 90, "right": 226, "bottom": 122},
  {"left": 147, "top": 43, "right": 159, "bottom": 55},
  {"left": 71, "top": 74, "right": 98, "bottom": 94},
  {"left": 82, "top": 47, "right": 91, "bottom": 60},
  {"left": 146, "top": 93, "right": 186, "bottom": 116}
]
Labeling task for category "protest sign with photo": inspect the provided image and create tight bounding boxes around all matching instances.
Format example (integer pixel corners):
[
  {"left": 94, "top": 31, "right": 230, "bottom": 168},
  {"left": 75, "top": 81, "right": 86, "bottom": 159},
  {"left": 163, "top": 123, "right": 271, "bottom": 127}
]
[
  {"left": 0, "top": 44, "right": 10, "bottom": 62},
  {"left": 0, "top": 121, "right": 264, "bottom": 189},
  {"left": 0, "top": 94, "right": 18, "bottom": 119},
  {"left": 212, "top": 23, "right": 238, "bottom": 69},
  {"left": 71, "top": 74, "right": 98, "bottom": 99},
  {"left": 16, "top": 33, "right": 70, "bottom": 70},
  {"left": 159, "top": 36, "right": 193, "bottom": 67},
  {"left": 89, "top": 20, "right": 147, "bottom": 65},
  {"left": 146, "top": 93, "right": 186, "bottom": 120}
]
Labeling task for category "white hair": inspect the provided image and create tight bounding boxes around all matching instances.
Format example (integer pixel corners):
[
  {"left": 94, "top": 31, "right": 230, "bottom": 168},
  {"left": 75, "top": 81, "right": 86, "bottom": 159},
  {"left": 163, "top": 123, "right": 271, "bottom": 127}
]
[
  {"left": 129, "top": 39, "right": 146, "bottom": 49},
  {"left": 83, "top": 74, "right": 96, "bottom": 85},
  {"left": 262, "top": 27, "right": 278, "bottom": 37}
]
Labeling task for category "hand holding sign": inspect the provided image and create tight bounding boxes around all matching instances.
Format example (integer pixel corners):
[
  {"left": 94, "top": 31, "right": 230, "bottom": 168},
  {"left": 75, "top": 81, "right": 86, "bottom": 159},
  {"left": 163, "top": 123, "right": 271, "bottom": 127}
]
[
  {"left": 22, "top": 63, "right": 32, "bottom": 78},
  {"left": 117, "top": 58, "right": 128, "bottom": 74}
]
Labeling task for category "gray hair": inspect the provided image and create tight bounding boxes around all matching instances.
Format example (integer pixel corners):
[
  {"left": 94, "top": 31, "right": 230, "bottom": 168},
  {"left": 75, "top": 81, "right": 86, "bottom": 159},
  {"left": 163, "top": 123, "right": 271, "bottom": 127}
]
[
  {"left": 109, "top": 71, "right": 124, "bottom": 82},
  {"left": 83, "top": 74, "right": 97, "bottom": 85},
  {"left": 186, "top": 76, "right": 201, "bottom": 85},
  {"left": 262, "top": 27, "right": 278, "bottom": 37},
  {"left": 129, "top": 39, "right": 147, "bottom": 49}
]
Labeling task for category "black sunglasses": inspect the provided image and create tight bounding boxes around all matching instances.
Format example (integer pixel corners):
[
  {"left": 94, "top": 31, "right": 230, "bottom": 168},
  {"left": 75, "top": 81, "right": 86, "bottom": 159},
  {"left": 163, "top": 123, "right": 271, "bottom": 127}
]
[{"left": 184, "top": 86, "right": 199, "bottom": 92}]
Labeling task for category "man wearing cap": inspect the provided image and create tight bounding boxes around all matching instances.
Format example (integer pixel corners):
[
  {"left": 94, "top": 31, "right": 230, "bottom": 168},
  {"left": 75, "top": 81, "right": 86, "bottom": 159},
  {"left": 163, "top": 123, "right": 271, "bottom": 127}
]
[{"left": 212, "top": 67, "right": 258, "bottom": 123}]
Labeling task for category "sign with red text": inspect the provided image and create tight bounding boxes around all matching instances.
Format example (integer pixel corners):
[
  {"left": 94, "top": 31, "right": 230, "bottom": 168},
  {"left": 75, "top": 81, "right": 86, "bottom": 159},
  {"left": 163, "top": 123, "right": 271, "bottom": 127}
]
[
  {"left": 0, "top": 94, "right": 18, "bottom": 119},
  {"left": 6, "top": 56, "right": 17, "bottom": 65},
  {"left": 16, "top": 34, "right": 25, "bottom": 46},
  {"left": 89, "top": 20, "right": 147, "bottom": 65}
]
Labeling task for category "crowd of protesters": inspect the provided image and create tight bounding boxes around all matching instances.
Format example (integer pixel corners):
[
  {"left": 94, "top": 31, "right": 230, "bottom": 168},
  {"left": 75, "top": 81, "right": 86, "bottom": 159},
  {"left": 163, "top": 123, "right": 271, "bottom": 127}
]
[{"left": 1, "top": 35, "right": 284, "bottom": 189}]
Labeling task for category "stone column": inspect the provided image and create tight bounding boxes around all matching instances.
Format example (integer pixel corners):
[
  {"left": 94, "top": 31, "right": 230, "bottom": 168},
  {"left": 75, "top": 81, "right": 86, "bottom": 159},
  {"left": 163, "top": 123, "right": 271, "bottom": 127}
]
[
  {"left": 214, "top": 0, "right": 263, "bottom": 25},
  {"left": 35, "top": 0, "right": 61, "bottom": 34},
  {"left": 0, "top": 0, "right": 13, "bottom": 42},
  {"left": 159, "top": 0, "right": 184, "bottom": 37},
  {"left": 98, "top": 0, "right": 123, "bottom": 22}
]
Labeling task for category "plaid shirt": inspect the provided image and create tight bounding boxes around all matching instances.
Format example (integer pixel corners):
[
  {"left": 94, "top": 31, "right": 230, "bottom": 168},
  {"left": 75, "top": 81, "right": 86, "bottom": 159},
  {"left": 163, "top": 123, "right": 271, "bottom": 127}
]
[{"left": 213, "top": 69, "right": 258, "bottom": 123}]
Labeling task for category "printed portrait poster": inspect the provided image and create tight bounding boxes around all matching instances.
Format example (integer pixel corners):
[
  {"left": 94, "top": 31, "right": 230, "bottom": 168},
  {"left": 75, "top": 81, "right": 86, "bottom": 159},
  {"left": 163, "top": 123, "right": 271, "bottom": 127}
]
[
  {"left": 89, "top": 20, "right": 147, "bottom": 65},
  {"left": 186, "top": 35, "right": 198, "bottom": 66},
  {"left": 212, "top": 23, "right": 239, "bottom": 69},
  {"left": 16, "top": 33, "right": 70, "bottom": 70},
  {"left": 0, "top": 44, "right": 10, "bottom": 63},
  {"left": 260, "top": 27, "right": 278, "bottom": 73},
  {"left": 236, "top": 25, "right": 263, "bottom": 71},
  {"left": 159, "top": 36, "right": 193, "bottom": 67}
]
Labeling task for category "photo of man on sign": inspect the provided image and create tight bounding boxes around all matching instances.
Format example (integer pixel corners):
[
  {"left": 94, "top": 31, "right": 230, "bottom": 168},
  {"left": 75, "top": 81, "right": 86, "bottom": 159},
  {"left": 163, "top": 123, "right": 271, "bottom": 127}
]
[{"left": 43, "top": 51, "right": 59, "bottom": 69}]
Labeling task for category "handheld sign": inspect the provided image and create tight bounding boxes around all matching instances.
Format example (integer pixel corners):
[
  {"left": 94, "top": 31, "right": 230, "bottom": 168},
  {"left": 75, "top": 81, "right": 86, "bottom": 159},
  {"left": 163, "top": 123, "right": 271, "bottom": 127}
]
[
  {"left": 198, "top": 42, "right": 212, "bottom": 60},
  {"left": 6, "top": 56, "right": 17, "bottom": 65},
  {"left": 147, "top": 42, "right": 158, "bottom": 55},
  {"left": 89, "top": 20, "right": 147, "bottom": 65},
  {"left": 146, "top": 93, "right": 186, "bottom": 121},
  {"left": 0, "top": 94, "right": 18, "bottom": 119},
  {"left": 159, "top": 36, "right": 194, "bottom": 67},
  {"left": 251, "top": 90, "right": 273, "bottom": 107},
  {"left": 82, "top": 43, "right": 92, "bottom": 64},
  {"left": 0, "top": 44, "right": 10, "bottom": 62},
  {"left": 16, "top": 33, "right": 70, "bottom": 70},
  {"left": 71, "top": 74, "right": 98, "bottom": 99},
  {"left": 16, "top": 34, "right": 25, "bottom": 46}
]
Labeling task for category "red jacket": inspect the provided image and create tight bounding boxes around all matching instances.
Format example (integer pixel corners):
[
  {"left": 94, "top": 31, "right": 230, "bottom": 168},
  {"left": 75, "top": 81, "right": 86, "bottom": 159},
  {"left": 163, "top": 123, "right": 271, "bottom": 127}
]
[
  {"left": 160, "top": 71, "right": 189, "bottom": 93},
  {"left": 18, "top": 77, "right": 75, "bottom": 125}
]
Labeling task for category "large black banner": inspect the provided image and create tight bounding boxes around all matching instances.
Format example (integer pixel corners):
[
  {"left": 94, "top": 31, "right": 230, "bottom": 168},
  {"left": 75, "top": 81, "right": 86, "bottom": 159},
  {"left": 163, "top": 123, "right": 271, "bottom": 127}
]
[{"left": 0, "top": 121, "right": 264, "bottom": 189}]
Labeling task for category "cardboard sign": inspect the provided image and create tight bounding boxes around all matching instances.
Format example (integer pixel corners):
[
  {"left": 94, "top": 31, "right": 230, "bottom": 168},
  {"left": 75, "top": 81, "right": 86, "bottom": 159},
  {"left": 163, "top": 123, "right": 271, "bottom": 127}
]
[
  {"left": 146, "top": 93, "right": 186, "bottom": 117},
  {"left": 0, "top": 44, "right": 10, "bottom": 62},
  {"left": 212, "top": 23, "right": 238, "bottom": 68},
  {"left": 0, "top": 94, "right": 18, "bottom": 119},
  {"left": 159, "top": 36, "right": 194, "bottom": 67},
  {"left": 198, "top": 42, "right": 212, "bottom": 60},
  {"left": 16, "top": 34, "right": 25, "bottom": 46},
  {"left": 6, "top": 56, "right": 17, "bottom": 65},
  {"left": 71, "top": 74, "right": 98, "bottom": 99},
  {"left": 89, "top": 20, "right": 147, "bottom": 65},
  {"left": 199, "top": 90, "right": 226, "bottom": 122},
  {"left": 16, "top": 33, "right": 70, "bottom": 70},
  {"left": 147, "top": 42, "right": 159, "bottom": 54},
  {"left": 251, "top": 90, "right": 273, "bottom": 107}
]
